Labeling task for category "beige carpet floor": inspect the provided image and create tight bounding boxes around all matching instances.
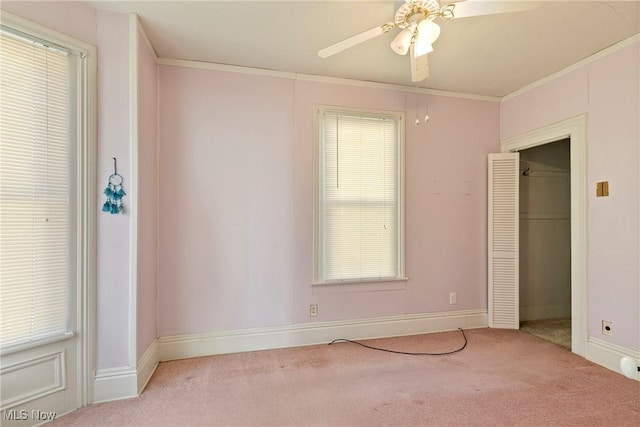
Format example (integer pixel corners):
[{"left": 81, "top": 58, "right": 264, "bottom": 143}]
[
  {"left": 520, "top": 318, "right": 572, "bottom": 350},
  {"left": 50, "top": 328, "right": 639, "bottom": 426}
]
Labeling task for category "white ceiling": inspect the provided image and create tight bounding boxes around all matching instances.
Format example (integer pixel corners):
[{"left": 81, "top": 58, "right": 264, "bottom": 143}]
[{"left": 90, "top": 1, "right": 640, "bottom": 97}]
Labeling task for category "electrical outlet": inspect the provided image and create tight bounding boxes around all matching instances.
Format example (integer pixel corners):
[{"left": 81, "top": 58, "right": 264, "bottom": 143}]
[
  {"left": 449, "top": 292, "right": 457, "bottom": 305},
  {"left": 309, "top": 304, "right": 318, "bottom": 317},
  {"left": 602, "top": 320, "right": 613, "bottom": 336}
]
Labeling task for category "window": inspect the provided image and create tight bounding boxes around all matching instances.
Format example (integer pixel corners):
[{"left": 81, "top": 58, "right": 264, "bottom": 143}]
[
  {"left": 0, "top": 27, "right": 77, "bottom": 349},
  {"left": 314, "top": 106, "right": 405, "bottom": 284}
]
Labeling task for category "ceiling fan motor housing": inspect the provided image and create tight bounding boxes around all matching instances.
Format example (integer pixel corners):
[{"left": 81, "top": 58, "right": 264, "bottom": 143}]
[{"left": 394, "top": 0, "right": 442, "bottom": 28}]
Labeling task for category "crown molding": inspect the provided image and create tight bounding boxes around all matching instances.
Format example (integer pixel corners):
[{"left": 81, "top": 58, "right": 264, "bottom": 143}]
[
  {"left": 295, "top": 73, "right": 500, "bottom": 101},
  {"left": 156, "top": 57, "right": 500, "bottom": 102},
  {"left": 502, "top": 33, "right": 640, "bottom": 102},
  {"left": 133, "top": 14, "right": 157, "bottom": 62},
  {"left": 157, "top": 57, "right": 296, "bottom": 79}
]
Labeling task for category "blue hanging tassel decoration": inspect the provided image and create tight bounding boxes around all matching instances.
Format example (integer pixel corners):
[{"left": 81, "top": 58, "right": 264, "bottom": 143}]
[{"left": 103, "top": 157, "right": 126, "bottom": 214}]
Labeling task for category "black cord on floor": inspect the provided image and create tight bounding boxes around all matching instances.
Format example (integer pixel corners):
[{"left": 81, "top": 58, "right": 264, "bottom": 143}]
[{"left": 328, "top": 328, "right": 467, "bottom": 356}]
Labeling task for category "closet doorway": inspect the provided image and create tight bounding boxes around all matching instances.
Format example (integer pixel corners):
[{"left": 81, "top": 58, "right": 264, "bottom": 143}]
[
  {"left": 518, "top": 140, "right": 571, "bottom": 350},
  {"left": 489, "top": 115, "right": 587, "bottom": 357}
]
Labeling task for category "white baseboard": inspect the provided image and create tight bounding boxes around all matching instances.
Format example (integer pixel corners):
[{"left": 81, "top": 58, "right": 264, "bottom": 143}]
[
  {"left": 137, "top": 340, "right": 159, "bottom": 395},
  {"left": 92, "top": 342, "right": 160, "bottom": 403},
  {"left": 93, "top": 313, "right": 638, "bottom": 404},
  {"left": 93, "top": 367, "right": 137, "bottom": 403},
  {"left": 519, "top": 303, "right": 571, "bottom": 321},
  {"left": 586, "top": 337, "right": 640, "bottom": 381},
  {"left": 158, "top": 309, "right": 488, "bottom": 362},
  {"left": 95, "top": 310, "right": 487, "bottom": 401}
]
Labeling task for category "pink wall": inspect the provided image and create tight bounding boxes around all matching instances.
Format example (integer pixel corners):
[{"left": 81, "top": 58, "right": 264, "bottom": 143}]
[
  {"left": 158, "top": 65, "right": 500, "bottom": 336},
  {"left": 1, "top": 2, "right": 134, "bottom": 370},
  {"left": 293, "top": 81, "right": 499, "bottom": 323},
  {"left": 158, "top": 67, "right": 296, "bottom": 336},
  {"left": 0, "top": 1, "right": 97, "bottom": 46},
  {"left": 136, "top": 27, "right": 158, "bottom": 358},
  {"left": 95, "top": 10, "right": 131, "bottom": 369},
  {"left": 11, "top": 0, "right": 636, "bottom": 371},
  {"left": 502, "top": 42, "right": 640, "bottom": 350}
]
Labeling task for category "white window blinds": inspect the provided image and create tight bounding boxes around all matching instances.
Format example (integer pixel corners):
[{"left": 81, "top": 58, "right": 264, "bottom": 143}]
[
  {"left": 316, "top": 108, "right": 404, "bottom": 283},
  {"left": 0, "top": 29, "right": 72, "bottom": 348}
]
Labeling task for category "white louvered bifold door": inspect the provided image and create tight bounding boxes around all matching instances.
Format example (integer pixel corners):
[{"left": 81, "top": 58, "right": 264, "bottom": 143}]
[{"left": 488, "top": 153, "right": 519, "bottom": 329}]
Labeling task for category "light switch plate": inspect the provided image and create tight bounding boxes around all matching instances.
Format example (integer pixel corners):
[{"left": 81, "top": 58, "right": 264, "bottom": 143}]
[{"left": 596, "top": 181, "right": 609, "bottom": 197}]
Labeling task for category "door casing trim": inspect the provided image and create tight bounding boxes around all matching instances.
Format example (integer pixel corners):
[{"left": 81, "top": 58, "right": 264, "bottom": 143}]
[{"left": 501, "top": 114, "right": 588, "bottom": 357}]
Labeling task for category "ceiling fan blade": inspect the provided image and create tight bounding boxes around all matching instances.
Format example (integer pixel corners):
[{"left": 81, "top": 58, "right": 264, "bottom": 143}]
[
  {"left": 410, "top": 45, "right": 429, "bottom": 82},
  {"left": 318, "top": 23, "right": 394, "bottom": 59},
  {"left": 450, "top": 0, "right": 539, "bottom": 20}
]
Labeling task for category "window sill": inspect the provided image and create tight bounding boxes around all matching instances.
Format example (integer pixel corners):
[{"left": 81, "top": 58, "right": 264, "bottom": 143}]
[
  {"left": 312, "top": 277, "right": 408, "bottom": 294},
  {"left": 0, "top": 331, "right": 75, "bottom": 356}
]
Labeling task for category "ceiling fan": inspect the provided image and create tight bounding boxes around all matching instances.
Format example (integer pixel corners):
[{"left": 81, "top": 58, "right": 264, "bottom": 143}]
[{"left": 317, "top": 0, "right": 536, "bottom": 83}]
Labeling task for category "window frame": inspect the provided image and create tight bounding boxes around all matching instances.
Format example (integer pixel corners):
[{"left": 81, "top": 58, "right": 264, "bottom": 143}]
[
  {"left": 313, "top": 105, "right": 406, "bottom": 285},
  {"left": 0, "top": 11, "right": 97, "bottom": 407},
  {"left": 0, "top": 25, "right": 78, "bottom": 351}
]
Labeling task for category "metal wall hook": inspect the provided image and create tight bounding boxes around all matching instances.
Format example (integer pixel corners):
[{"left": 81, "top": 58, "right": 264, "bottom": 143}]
[{"left": 109, "top": 157, "right": 123, "bottom": 186}]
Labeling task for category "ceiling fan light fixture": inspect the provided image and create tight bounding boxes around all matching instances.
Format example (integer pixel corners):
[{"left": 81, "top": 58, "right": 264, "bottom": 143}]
[
  {"left": 414, "top": 39, "right": 433, "bottom": 57},
  {"left": 390, "top": 22, "right": 417, "bottom": 55},
  {"left": 419, "top": 20, "right": 441, "bottom": 43},
  {"left": 414, "top": 20, "right": 440, "bottom": 57}
]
